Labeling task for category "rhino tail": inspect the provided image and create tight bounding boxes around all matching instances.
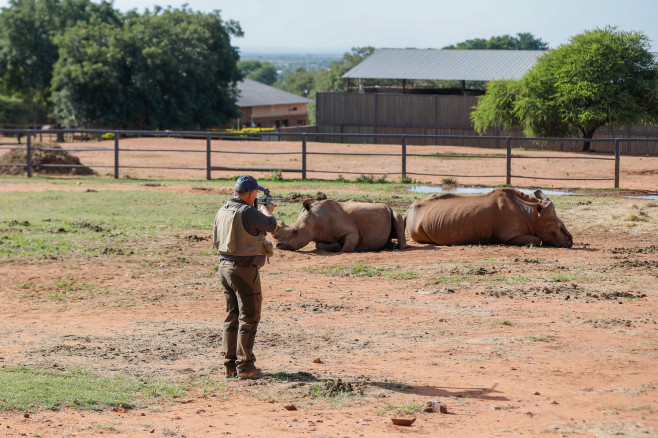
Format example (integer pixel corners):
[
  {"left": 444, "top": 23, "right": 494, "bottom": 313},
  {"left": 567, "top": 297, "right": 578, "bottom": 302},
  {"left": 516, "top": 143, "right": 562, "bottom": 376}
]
[{"left": 391, "top": 209, "right": 407, "bottom": 250}]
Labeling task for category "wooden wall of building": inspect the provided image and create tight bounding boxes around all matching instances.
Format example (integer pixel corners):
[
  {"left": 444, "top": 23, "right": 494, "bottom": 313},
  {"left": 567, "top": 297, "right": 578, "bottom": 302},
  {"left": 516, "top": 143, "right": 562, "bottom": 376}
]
[{"left": 315, "top": 92, "right": 658, "bottom": 154}]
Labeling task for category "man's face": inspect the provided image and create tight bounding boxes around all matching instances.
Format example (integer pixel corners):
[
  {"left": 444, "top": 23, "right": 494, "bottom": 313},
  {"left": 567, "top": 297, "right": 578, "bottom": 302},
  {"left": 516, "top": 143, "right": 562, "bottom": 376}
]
[{"left": 247, "top": 190, "right": 258, "bottom": 205}]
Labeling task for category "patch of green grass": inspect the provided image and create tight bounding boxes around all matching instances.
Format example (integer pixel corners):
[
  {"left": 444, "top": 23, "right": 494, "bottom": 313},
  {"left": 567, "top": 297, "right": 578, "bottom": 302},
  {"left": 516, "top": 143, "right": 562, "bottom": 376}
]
[
  {"left": 497, "top": 319, "right": 513, "bottom": 326},
  {"left": 385, "top": 271, "right": 420, "bottom": 280},
  {"left": 399, "top": 176, "right": 421, "bottom": 184},
  {"left": 490, "top": 274, "right": 533, "bottom": 284},
  {"left": 82, "top": 423, "right": 120, "bottom": 432},
  {"left": 303, "top": 264, "right": 418, "bottom": 279},
  {"left": 17, "top": 276, "right": 110, "bottom": 300},
  {"left": 309, "top": 379, "right": 360, "bottom": 400},
  {"left": 432, "top": 274, "right": 472, "bottom": 286},
  {"left": 381, "top": 401, "right": 424, "bottom": 415},
  {"left": 193, "top": 377, "right": 229, "bottom": 399},
  {"left": 353, "top": 174, "right": 388, "bottom": 184},
  {"left": 549, "top": 273, "right": 579, "bottom": 282},
  {"left": 0, "top": 367, "right": 186, "bottom": 412},
  {"left": 441, "top": 177, "right": 458, "bottom": 185},
  {"left": 0, "top": 190, "right": 218, "bottom": 258}
]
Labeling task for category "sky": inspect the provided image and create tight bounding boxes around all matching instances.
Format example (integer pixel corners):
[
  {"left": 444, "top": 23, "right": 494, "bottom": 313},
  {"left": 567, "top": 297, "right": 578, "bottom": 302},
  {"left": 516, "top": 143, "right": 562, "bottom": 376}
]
[{"left": 1, "top": 0, "right": 657, "bottom": 54}]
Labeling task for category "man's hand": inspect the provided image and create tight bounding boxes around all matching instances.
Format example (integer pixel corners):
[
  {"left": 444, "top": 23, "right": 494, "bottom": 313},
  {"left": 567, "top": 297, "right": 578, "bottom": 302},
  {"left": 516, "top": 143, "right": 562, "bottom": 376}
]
[{"left": 259, "top": 203, "right": 275, "bottom": 216}]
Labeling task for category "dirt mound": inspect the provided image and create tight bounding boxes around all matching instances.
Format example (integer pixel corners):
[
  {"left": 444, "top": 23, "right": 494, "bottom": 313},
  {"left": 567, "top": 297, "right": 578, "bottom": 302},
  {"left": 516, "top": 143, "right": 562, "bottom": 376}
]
[{"left": 0, "top": 144, "right": 96, "bottom": 175}]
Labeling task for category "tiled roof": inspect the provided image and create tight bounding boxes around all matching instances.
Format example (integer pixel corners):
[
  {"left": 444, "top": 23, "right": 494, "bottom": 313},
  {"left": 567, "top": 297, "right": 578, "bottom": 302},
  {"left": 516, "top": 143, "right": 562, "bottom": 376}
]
[{"left": 236, "top": 78, "right": 314, "bottom": 107}]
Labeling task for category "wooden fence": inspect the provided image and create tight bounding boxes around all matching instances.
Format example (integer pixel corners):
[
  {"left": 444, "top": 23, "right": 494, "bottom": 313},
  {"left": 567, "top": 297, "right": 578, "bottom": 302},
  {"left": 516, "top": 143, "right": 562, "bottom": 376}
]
[
  {"left": 315, "top": 92, "right": 658, "bottom": 154},
  {"left": 2, "top": 129, "right": 656, "bottom": 189}
]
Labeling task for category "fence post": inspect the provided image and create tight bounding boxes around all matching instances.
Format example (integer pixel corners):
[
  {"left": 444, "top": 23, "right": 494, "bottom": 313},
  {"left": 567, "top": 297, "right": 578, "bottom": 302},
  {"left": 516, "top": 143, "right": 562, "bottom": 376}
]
[
  {"left": 301, "top": 134, "right": 307, "bottom": 180},
  {"left": 114, "top": 132, "right": 119, "bottom": 179},
  {"left": 506, "top": 137, "right": 511, "bottom": 185},
  {"left": 614, "top": 138, "right": 620, "bottom": 189},
  {"left": 206, "top": 134, "right": 211, "bottom": 180},
  {"left": 401, "top": 135, "right": 407, "bottom": 181},
  {"left": 26, "top": 133, "right": 32, "bottom": 178}
]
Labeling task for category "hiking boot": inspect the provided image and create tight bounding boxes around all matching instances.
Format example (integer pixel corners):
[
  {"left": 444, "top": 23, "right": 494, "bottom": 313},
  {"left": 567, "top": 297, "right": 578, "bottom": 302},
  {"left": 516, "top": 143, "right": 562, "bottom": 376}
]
[
  {"left": 237, "top": 367, "right": 265, "bottom": 380},
  {"left": 225, "top": 364, "right": 237, "bottom": 378}
]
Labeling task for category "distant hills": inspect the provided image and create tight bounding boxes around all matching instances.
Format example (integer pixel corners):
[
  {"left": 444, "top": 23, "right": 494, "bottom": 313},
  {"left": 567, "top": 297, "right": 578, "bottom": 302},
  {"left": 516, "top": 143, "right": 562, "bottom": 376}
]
[{"left": 240, "top": 51, "right": 342, "bottom": 72}]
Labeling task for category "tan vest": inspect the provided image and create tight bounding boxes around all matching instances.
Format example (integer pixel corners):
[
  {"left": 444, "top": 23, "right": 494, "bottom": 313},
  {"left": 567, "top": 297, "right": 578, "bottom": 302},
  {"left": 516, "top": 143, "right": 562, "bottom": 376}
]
[{"left": 213, "top": 202, "right": 272, "bottom": 257}]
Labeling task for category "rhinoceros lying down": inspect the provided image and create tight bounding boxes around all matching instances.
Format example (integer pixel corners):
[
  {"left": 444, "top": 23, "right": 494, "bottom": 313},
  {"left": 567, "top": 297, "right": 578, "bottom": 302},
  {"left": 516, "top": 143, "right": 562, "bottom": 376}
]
[
  {"left": 405, "top": 188, "right": 573, "bottom": 248},
  {"left": 272, "top": 199, "right": 407, "bottom": 252}
]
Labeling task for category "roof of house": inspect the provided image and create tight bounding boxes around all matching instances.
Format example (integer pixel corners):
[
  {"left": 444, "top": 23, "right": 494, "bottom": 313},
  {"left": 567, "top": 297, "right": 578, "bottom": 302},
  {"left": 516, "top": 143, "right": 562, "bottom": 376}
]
[
  {"left": 342, "top": 48, "right": 546, "bottom": 81},
  {"left": 236, "top": 78, "right": 314, "bottom": 107}
]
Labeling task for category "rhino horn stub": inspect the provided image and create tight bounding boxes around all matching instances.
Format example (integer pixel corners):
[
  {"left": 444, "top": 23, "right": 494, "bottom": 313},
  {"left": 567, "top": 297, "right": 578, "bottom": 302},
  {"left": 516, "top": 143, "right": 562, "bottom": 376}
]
[{"left": 302, "top": 199, "right": 313, "bottom": 211}]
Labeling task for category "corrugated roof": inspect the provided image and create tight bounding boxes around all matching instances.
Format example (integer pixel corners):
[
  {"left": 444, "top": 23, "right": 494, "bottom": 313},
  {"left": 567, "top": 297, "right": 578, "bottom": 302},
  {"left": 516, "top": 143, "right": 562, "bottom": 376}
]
[
  {"left": 236, "top": 78, "right": 314, "bottom": 107},
  {"left": 342, "top": 49, "right": 546, "bottom": 81}
]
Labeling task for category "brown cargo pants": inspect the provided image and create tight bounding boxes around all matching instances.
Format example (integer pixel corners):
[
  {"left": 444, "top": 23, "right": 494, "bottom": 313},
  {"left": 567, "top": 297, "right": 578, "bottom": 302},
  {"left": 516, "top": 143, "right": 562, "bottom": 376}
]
[{"left": 218, "top": 264, "right": 262, "bottom": 371}]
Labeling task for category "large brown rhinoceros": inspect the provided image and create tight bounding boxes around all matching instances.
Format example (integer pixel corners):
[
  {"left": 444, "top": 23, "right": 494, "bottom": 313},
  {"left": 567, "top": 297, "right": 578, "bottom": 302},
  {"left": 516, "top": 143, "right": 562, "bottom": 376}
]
[
  {"left": 405, "top": 188, "right": 573, "bottom": 247},
  {"left": 272, "top": 199, "right": 407, "bottom": 252}
]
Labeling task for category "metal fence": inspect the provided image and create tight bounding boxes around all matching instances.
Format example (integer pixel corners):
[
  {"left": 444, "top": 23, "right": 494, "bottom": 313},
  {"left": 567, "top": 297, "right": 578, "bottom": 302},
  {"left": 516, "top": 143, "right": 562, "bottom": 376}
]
[{"left": 1, "top": 128, "right": 657, "bottom": 189}]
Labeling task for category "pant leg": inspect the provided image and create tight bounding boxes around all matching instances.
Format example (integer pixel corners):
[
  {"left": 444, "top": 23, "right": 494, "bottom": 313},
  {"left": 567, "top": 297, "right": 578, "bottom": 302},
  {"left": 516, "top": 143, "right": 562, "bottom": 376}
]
[
  {"left": 219, "top": 266, "right": 239, "bottom": 367},
  {"left": 222, "top": 265, "right": 262, "bottom": 369}
]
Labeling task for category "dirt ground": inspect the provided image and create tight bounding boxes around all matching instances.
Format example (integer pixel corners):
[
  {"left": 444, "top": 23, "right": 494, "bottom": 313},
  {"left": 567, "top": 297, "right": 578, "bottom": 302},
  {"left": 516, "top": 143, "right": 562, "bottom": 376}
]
[{"left": 0, "top": 140, "right": 657, "bottom": 437}]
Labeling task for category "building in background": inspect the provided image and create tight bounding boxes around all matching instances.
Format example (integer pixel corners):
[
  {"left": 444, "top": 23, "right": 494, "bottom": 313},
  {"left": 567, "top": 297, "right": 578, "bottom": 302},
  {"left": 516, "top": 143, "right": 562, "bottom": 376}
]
[{"left": 234, "top": 78, "right": 313, "bottom": 129}]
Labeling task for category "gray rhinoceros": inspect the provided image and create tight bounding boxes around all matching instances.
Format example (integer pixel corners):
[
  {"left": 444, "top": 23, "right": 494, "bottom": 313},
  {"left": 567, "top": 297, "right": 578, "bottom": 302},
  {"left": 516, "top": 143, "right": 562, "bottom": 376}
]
[
  {"left": 405, "top": 188, "right": 573, "bottom": 248},
  {"left": 272, "top": 199, "right": 407, "bottom": 252}
]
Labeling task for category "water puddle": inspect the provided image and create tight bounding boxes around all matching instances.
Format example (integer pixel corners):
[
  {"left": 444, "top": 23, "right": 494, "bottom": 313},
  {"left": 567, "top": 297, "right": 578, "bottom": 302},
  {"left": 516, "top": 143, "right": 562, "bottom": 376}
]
[{"left": 627, "top": 195, "right": 658, "bottom": 200}]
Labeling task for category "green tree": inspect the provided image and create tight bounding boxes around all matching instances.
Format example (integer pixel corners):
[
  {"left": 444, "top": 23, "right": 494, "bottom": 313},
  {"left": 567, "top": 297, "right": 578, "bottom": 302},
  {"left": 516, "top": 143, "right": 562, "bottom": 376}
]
[
  {"left": 238, "top": 60, "right": 278, "bottom": 85},
  {"left": 0, "top": 0, "right": 120, "bottom": 123},
  {"left": 316, "top": 46, "right": 375, "bottom": 91},
  {"left": 443, "top": 32, "right": 548, "bottom": 50},
  {"left": 0, "top": 93, "right": 32, "bottom": 126},
  {"left": 51, "top": 6, "right": 244, "bottom": 129},
  {"left": 471, "top": 27, "right": 658, "bottom": 151},
  {"left": 50, "top": 17, "right": 126, "bottom": 127},
  {"left": 470, "top": 80, "right": 522, "bottom": 134}
]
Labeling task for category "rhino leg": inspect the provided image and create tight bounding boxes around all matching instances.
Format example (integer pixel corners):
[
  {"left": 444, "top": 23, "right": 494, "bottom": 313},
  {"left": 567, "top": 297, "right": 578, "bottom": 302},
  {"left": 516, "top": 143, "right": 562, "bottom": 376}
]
[
  {"left": 392, "top": 210, "right": 407, "bottom": 249},
  {"left": 341, "top": 232, "right": 359, "bottom": 252},
  {"left": 504, "top": 234, "right": 542, "bottom": 246},
  {"left": 315, "top": 242, "right": 342, "bottom": 252}
]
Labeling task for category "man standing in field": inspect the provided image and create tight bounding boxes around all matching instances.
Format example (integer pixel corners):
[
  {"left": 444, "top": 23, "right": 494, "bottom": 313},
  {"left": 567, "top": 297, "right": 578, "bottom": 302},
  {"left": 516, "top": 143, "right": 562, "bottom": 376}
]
[{"left": 212, "top": 175, "right": 277, "bottom": 379}]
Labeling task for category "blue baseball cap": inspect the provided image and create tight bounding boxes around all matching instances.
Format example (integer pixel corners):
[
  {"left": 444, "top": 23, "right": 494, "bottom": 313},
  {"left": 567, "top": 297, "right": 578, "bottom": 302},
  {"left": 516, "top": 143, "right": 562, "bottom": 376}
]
[{"left": 234, "top": 175, "right": 266, "bottom": 192}]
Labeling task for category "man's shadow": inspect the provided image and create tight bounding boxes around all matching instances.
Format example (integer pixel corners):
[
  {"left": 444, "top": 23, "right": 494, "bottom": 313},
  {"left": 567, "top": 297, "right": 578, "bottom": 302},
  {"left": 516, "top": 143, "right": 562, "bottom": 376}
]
[{"left": 267, "top": 371, "right": 508, "bottom": 402}]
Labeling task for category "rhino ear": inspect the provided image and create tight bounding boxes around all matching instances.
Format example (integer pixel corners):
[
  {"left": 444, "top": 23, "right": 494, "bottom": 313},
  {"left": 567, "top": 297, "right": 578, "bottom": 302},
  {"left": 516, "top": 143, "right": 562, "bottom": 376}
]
[
  {"left": 302, "top": 199, "right": 312, "bottom": 211},
  {"left": 534, "top": 190, "right": 550, "bottom": 202}
]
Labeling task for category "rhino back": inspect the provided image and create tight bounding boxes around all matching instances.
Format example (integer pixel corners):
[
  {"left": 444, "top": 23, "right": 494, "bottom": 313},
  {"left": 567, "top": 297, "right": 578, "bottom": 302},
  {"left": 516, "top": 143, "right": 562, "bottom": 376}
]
[{"left": 407, "top": 191, "right": 520, "bottom": 245}]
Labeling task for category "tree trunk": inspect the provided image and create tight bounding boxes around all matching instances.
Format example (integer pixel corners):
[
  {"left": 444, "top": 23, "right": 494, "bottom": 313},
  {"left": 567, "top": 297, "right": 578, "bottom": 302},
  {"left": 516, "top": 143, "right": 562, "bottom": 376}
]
[{"left": 581, "top": 129, "right": 594, "bottom": 152}]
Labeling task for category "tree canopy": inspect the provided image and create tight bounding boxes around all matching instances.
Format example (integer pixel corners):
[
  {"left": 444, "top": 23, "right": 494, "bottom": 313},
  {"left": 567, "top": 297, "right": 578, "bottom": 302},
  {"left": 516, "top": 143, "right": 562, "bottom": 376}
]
[
  {"left": 238, "top": 60, "right": 278, "bottom": 85},
  {"left": 273, "top": 47, "right": 374, "bottom": 124},
  {"left": 471, "top": 27, "right": 658, "bottom": 150},
  {"left": 0, "top": 0, "right": 121, "bottom": 123},
  {"left": 0, "top": 1, "right": 243, "bottom": 129},
  {"left": 443, "top": 32, "right": 548, "bottom": 50}
]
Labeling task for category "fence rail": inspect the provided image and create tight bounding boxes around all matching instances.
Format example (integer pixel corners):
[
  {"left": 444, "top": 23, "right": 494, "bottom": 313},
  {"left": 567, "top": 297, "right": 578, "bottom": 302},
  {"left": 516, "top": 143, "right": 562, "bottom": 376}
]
[{"left": 1, "top": 128, "right": 657, "bottom": 189}]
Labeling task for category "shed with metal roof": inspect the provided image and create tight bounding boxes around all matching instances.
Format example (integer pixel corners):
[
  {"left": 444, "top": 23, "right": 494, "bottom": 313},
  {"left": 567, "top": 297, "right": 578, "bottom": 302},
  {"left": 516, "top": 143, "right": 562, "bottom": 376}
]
[{"left": 342, "top": 48, "right": 546, "bottom": 82}]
